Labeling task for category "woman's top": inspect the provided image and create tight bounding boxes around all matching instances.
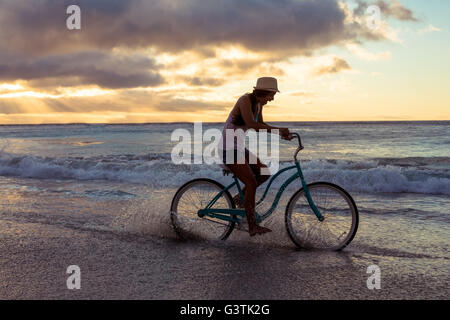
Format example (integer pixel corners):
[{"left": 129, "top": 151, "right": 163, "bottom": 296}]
[{"left": 218, "top": 93, "right": 261, "bottom": 151}]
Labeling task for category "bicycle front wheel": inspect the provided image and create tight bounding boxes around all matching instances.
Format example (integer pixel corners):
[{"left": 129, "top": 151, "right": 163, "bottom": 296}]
[
  {"left": 285, "top": 182, "right": 358, "bottom": 251},
  {"left": 170, "top": 179, "right": 235, "bottom": 241}
]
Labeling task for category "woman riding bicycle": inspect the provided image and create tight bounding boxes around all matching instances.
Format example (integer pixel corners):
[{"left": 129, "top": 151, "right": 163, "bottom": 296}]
[{"left": 218, "top": 77, "right": 292, "bottom": 236}]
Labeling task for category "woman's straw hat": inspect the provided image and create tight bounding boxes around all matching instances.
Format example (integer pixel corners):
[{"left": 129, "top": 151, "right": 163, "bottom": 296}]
[{"left": 254, "top": 77, "right": 280, "bottom": 93}]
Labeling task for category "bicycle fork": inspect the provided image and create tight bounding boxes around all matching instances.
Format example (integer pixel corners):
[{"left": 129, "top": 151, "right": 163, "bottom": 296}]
[{"left": 295, "top": 162, "right": 325, "bottom": 222}]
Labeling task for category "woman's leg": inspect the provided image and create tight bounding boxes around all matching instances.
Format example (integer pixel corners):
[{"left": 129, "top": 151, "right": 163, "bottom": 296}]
[
  {"left": 242, "top": 152, "right": 271, "bottom": 196},
  {"left": 227, "top": 160, "right": 271, "bottom": 236}
]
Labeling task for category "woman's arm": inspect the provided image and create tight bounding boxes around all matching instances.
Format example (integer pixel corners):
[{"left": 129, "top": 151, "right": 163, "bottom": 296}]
[
  {"left": 239, "top": 96, "right": 280, "bottom": 133},
  {"left": 239, "top": 97, "right": 290, "bottom": 138},
  {"left": 258, "top": 110, "right": 280, "bottom": 132}
]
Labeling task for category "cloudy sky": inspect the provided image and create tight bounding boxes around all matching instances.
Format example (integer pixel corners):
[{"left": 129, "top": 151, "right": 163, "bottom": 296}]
[{"left": 0, "top": 0, "right": 448, "bottom": 123}]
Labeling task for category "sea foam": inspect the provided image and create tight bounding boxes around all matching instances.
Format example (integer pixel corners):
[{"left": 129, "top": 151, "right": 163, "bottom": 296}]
[{"left": 0, "top": 150, "right": 448, "bottom": 195}]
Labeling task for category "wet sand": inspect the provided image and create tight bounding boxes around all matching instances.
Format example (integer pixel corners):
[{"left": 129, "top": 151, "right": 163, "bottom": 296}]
[
  {"left": 0, "top": 218, "right": 448, "bottom": 300},
  {"left": 0, "top": 178, "right": 448, "bottom": 299}
]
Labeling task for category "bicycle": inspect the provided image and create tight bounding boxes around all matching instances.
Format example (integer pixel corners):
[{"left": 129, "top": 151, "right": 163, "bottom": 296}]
[{"left": 170, "top": 133, "right": 359, "bottom": 250}]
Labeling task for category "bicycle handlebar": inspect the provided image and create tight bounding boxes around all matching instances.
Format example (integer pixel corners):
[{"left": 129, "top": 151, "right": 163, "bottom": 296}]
[
  {"left": 288, "top": 132, "right": 303, "bottom": 149},
  {"left": 288, "top": 132, "right": 304, "bottom": 161}
]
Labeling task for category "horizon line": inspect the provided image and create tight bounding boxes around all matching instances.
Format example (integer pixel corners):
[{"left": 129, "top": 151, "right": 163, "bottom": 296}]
[{"left": 0, "top": 120, "right": 449, "bottom": 126}]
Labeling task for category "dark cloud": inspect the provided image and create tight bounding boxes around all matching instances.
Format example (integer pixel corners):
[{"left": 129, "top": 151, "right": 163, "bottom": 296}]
[
  {"left": 314, "top": 57, "right": 351, "bottom": 76},
  {"left": 181, "top": 77, "right": 225, "bottom": 87},
  {"left": 375, "top": 0, "right": 418, "bottom": 21},
  {"left": 354, "top": 0, "right": 417, "bottom": 22},
  {"left": 0, "top": 0, "right": 416, "bottom": 57},
  {"left": 219, "top": 59, "right": 264, "bottom": 74},
  {"left": 214, "top": 57, "right": 285, "bottom": 78},
  {"left": 0, "top": 0, "right": 417, "bottom": 94},
  {"left": 0, "top": 51, "right": 164, "bottom": 89}
]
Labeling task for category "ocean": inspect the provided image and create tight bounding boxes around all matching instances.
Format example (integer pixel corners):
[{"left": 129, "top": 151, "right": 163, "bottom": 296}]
[{"left": 0, "top": 121, "right": 449, "bottom": 263}]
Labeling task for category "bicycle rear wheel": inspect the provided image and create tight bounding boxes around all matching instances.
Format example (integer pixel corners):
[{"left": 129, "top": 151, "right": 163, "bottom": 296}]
[
  {"left": 170, "top": 178, "right": 235, "bottom": 241},
  {"left": 285, "top": 182, "right": 358, "bottom": 251}
]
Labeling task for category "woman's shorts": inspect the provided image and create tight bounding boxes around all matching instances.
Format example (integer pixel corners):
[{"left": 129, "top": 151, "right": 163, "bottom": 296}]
[
  {"left": 221, "top": 148, "right": 251, "bottom": 165},
  {"left": 220, "top": 148, "right": 263, "bottom": 177}
]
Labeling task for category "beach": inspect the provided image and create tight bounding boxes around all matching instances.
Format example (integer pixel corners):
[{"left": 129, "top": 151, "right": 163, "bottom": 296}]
[
  {"left": 0, "top": 214, "right": 448, "bottom": 299},
  {"left": 0, "top": 176, "right": 448, "bottom": 300},
  {"left": 1, "top": 0, "right": 449, "bottom": 301},
  {"left": 0, "top": 122, "right": 449, "bottom": 299}
]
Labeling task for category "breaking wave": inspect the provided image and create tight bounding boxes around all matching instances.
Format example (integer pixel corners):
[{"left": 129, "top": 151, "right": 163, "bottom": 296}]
[{"left": 0, "top": 150, "right": 449, "bottom": 195}]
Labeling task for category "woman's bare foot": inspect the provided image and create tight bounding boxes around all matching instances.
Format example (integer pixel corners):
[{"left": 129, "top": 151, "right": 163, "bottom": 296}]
[{"left": 249, "top": 225, "right": 272, "bottom": 237}]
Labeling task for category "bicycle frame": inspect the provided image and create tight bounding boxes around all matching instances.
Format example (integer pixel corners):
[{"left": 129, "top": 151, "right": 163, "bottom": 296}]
[{"left": 197, "top": 133, "right": 324, "bottom": 224}]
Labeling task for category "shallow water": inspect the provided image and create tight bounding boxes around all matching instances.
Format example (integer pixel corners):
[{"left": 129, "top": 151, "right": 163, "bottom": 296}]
[{"left": 0, "top": 121, "right": 448, "bottom": 268}]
